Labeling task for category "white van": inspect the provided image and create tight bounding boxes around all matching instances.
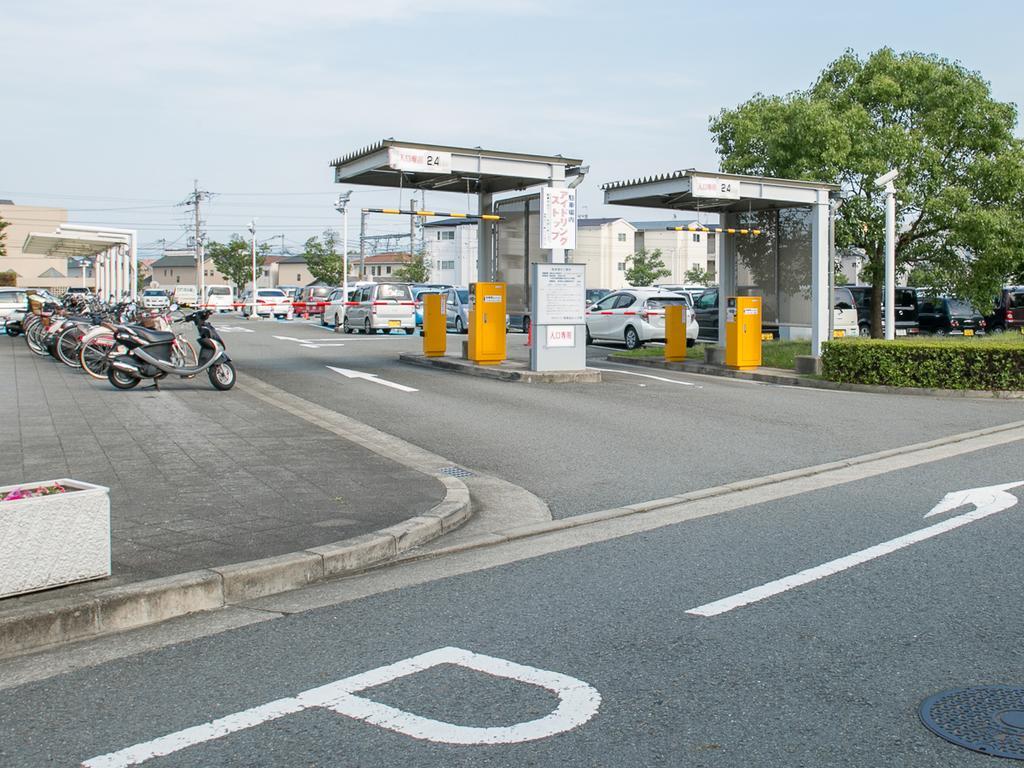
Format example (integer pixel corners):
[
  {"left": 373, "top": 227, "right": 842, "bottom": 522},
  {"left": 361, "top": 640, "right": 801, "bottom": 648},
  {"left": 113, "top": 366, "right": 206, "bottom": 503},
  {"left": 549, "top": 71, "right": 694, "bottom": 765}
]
[
  {"left": 832, "top": 286, "right": 860, "bottom": 338},
  {"left": 205, "top": 285, "right": 234, "bottom": 313},
  {"left": 173, "top": 284, "right": 198, "bottom": 307}
]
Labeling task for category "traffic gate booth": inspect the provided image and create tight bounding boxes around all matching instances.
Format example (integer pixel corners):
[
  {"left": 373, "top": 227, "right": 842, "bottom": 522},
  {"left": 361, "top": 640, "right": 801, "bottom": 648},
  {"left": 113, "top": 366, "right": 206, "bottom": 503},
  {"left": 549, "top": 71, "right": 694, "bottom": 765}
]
[{"left": 603, "top": 170, "right": 839, "bottom": 358}]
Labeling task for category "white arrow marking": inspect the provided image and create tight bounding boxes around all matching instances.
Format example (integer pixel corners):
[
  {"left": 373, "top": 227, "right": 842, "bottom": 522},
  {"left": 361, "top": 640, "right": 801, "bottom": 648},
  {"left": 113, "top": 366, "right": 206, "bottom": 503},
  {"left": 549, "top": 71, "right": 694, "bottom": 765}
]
[
  {"left": 327, "top": 365, "right": 418, "bottom": 392},
  {"left": 687, "top": 481, "right": 1024, "bottom": 617},
  {"left": 82, "top": 647, "right": 601, "bottom": 766}
]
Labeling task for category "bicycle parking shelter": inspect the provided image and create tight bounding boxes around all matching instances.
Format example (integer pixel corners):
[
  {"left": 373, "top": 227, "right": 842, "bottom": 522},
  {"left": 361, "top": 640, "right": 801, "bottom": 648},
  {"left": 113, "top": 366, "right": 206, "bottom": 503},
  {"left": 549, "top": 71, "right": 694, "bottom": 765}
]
[
  {"left": 603, "top": 170, "right": 839, "bottom": 357},
  {"left": 22, "top": 226, "right": 138, "bottom": 301}
]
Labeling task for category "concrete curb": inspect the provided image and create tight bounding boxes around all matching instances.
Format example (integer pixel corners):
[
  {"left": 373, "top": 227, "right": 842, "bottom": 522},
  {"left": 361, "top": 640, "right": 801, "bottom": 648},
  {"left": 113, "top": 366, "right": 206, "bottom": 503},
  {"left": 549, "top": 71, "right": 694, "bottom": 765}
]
[
  {"left": 608, "top": 354, "right": 1024, "bottom": 399},
  {"left": 0, "top": 440, "right": 471, "bottom": 658},
  {"left": 399, "top": 353, "right": 602, "bottom": 384}
]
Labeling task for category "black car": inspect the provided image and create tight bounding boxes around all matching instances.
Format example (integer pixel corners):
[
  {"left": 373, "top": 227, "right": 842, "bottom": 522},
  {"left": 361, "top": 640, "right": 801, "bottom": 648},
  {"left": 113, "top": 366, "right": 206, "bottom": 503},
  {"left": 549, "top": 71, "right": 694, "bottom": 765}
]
[
  {"left": 693, "top": 287, "right": 719, "bottom": 340},
  {"left": 847, "top": 286, "right": 920, "bottom": 337},
  {"left": 917, "top": 297, "right": 987, "bottom": 336},
  {"left": 985, "top": 286, "right": 1024, "bottom": 334}
]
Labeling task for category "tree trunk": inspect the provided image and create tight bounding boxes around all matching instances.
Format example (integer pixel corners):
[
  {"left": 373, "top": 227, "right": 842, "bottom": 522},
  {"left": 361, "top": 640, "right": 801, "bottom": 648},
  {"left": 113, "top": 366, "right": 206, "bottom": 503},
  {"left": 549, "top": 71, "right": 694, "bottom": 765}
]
[{"left": 866, "top": 255, "right": 884, "bottom": 339}]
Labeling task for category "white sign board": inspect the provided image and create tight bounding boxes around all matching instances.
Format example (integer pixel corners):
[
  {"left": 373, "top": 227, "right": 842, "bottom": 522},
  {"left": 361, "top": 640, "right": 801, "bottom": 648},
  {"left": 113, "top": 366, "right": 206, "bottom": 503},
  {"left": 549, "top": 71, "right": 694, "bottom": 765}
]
[
  {"left": 545, "top": 326, "right": 575, "bottom": 348},
  {"left": 388, "top": 147, "right": 452, "bottom": 175},
  {"left": 535, "top": 263, "right": 585, "bottom": 325},
  {"left": 691, "top": 175, "right": 741, "bottom": 200},
  {"left": 539, "top": 187, "right": 577, "bottom": 250}
]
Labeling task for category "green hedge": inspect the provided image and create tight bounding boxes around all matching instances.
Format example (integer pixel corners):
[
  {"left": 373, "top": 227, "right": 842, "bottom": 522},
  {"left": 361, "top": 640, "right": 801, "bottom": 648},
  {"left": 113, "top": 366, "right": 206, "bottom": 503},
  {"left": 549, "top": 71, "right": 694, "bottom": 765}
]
[{"left": 821, "top": 338, "right": 1024, "bottom": 390}]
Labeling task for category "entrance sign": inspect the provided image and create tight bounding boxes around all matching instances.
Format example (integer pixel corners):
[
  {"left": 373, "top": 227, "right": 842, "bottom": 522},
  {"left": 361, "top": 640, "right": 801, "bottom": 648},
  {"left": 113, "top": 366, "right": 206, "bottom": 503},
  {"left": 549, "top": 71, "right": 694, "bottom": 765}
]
[
  {"left": 540, "top": 187, "right": 577, "bottom": 249},
  {"left": 545, "top": 326, "right": 575, "bottom": 348},
  {"left": 388, "top": 146, "right": 452, "bottom": 175},
  {"left": 691, "top": 175, "right": 741, "bottom": 200},
  {"left": 688, "top": 481, "right": 1024, "bottom": 618},
  {"left": 535, "top": 263, "right": 585, "bottom": 325},
  {"left": 83, "top": 647, "right": 602, "bottom": 766}
]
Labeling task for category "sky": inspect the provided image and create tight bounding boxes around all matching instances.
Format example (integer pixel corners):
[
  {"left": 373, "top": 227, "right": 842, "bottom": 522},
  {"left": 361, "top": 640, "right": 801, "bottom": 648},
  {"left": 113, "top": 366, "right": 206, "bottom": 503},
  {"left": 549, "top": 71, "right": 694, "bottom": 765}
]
[{"left": 2, "top": 0, "right": 1021, "bottom": 259}]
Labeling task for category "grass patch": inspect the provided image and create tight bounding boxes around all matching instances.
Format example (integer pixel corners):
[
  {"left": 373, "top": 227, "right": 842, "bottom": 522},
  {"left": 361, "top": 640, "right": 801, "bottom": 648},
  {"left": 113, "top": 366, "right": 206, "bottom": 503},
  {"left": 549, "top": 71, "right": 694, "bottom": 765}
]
[{"left": 612, "top": 344, "right": 704, "bottom": 360}]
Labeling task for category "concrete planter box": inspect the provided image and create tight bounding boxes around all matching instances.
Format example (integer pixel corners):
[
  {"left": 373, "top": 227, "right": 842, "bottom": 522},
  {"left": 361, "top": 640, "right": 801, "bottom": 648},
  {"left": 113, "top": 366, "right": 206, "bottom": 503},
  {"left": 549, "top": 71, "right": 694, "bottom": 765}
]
[{"left": 0, "top": 479, "right": 111, "bottom": 599}]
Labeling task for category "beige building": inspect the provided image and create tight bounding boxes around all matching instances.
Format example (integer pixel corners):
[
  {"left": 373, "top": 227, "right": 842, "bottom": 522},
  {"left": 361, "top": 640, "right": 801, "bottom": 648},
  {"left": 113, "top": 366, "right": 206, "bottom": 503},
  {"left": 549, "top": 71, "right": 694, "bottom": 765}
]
[
  {"left": 365, "top": 252, "right": 411, "bottom": 282},
  {"left": 149, "top": 250, "right": 230, "bottom": 289},
  {"left": 0, "top": 201, "right": 78, "bottom": 290},
  {"left": 632, "top": 220, "right": 718, "bottom": 284},
  {"left": 571, "top": 218, "right": 637, "bottom": 290}
]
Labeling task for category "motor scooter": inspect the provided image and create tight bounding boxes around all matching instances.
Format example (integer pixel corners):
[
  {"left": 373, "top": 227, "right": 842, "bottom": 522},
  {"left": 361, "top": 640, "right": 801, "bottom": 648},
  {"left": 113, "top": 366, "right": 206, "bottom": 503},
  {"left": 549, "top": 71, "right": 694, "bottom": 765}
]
[{"left": 107, "top": 308, "right": 236, "bottom": 391}]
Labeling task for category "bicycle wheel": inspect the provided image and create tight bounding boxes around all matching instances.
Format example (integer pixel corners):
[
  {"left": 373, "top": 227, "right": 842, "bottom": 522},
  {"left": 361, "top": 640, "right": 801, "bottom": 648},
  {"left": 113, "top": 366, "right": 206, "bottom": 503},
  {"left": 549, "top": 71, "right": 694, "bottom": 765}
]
[
  {"left": 79, "top": 334, "right": 115, "bottom": 379},
  {"left": 26, "top": 321, "right": 48, "bottom": 356},
  {"left": 171, "top": 337, "right": 198, "bottom": 368},
  {"left": 56, "top": 327, "right": 84, "bottom": 368}
]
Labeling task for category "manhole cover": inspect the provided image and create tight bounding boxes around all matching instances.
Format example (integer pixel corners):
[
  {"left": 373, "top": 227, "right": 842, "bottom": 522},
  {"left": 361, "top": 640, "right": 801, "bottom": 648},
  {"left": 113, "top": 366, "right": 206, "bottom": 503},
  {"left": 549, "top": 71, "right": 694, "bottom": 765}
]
[
  {"left": 920, "top": 686, "right": 1024, "bottom": 760},
  {"left": 439, "top": 466, "right": 475, "bottom": 478}
]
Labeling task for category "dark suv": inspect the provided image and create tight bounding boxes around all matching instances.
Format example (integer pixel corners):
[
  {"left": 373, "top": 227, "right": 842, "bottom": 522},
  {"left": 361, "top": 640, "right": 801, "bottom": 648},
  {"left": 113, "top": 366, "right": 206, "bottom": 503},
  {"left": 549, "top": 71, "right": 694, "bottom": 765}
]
[
  {"left": 986, "top": 287, "right": 1024, "bottom": 334},
  {"left": 917, "top": 297, "right": 987, "bottom": 336},
  {"left": 847, "top": 286, "right": 920, "bottom": 337}
]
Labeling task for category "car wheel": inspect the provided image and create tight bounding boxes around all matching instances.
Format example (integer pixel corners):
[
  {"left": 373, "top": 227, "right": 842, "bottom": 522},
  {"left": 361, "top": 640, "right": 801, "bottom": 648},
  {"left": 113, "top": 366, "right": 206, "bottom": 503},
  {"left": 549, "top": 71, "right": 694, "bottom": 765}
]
[
  {"left": 455, "top": 316, "right": 465, "bottom": 334},
  {"left": 991, "top": 326, "right": 1005, "bottom": 334},
  {"left": 522, "top": 316, "right": 531, "bottom": 335},
  {"left": 364, "top": 319, "right": 374, "bottom": 335},
  {"left": 936, "top": 329, "right": 947, "bottom": 336},
  {"left": 405, "top": 327, "right": 415, "bottom": 335},
  {"left": 334, "top": 312, "right": 341, "bottom": 328},
  {"left": 686, "top": 338, "right": 696, "bottom": 348},
  {"left": 320, "top": 314, "right": 327, "bottom": 326},
  {"left": 585, "top": 326, "right": 593, "bottom": 345},
  {"left": 343, "top": 317, "right": 353, "bottom": 334},
  {"left": 858, "top": 324, "right": 871, "bottom": 338},
  {"left": 624, "top": 326, "right": 643, "bottom": 350}
]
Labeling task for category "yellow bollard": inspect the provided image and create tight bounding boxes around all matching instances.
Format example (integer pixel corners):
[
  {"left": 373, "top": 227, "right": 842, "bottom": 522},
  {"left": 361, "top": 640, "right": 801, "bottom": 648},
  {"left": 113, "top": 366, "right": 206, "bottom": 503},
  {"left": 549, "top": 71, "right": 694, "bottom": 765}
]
[
  {"left": 468, "top": 282, "right": 507, "bottom": 365},
  {"left": 422, "top": 292, "right": 446, "bottom": 357},
  {"left": 664, "top": 304, "right": 687, "bottom": 362},
  {"left": 725, "top": 296, "right": 762, "bottom": 369}
]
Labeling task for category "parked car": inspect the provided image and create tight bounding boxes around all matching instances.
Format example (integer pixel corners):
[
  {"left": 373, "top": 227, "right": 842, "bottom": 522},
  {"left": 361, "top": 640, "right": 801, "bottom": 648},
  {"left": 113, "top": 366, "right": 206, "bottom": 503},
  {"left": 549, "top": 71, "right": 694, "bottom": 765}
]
[
  {"left": 831, "top": 286, "right": 860, "bottom": 338},
  {"left": 277, "top": 285, "right": 302, "bottom": 301},
  {"left": 322, "top": 287, "right": 358, "bottom": 328},
  {"left": 412, "top": 285, "right": 452, "bottom": 327},
  {"left": 986, "top": 286, "right": 1024, "bottom": 334},
  {"left": 65, "top": 287, "right": 93, "bottom": 298},
  {"left": 205, "top": 285, "right": 234, "bottom": 313},
  {"left": 0, "top": 288, "right": 29, "bottom": 321},
  {"left": 693, "top": 287, "right": 720, "bottom": 340},
  {"left": 173, "top": 284, "right": 198, "bottom": 307},
  {"left": 241, "top": 288, "right": 294, "bottom": 319},
  {"left": 442, "top": 286, "right": 511, "bottom": 334},
  {"left": 295, "top": 285, "right": 335, "bottom": 316},
  {"left": 585, "top": 288, "right": 698, "bottom": 350},
  {"left": 848, "top": 286, "right": 920, "bottom": 337},
  {"left": 654, "top": 284, "right": 709, "bottom": 304},
  {"left": 917, "top": 297, "right": 987, "bottom": 336},
  {"left": 141, "top": 288, "right": 171, "bottom": 310},
  {"left": 343, "top": 282, "right": 416, "bottom": 334},
  {"left": 585, "top": 288, "right": 611, "bottom": 306}
]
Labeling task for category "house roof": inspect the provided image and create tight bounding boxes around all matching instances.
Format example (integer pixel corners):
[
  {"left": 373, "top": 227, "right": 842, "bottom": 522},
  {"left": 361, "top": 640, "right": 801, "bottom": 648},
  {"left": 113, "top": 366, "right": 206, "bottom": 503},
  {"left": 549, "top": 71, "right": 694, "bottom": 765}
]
[
  {"left": 150, "top": 253, "right": 199, "bottom": 268},
  {"left": 364, "top": 252, "right": 411, "bottom": 264},
  {"left": 577, "top": 218, "right": 623, "bottom": 228},
  {"left": 278, "top": 255, "right": 307, "bottom": 264}
]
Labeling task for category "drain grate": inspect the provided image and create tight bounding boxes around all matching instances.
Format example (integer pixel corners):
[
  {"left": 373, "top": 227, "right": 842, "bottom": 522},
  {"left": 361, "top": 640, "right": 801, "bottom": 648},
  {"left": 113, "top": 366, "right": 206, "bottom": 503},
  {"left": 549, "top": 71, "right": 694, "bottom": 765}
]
[
  {"left": 439, "top": 466, "right": 475, "bottom": 478},
  {"left": 920, "top": 686, "right": 1024, "bottom": 760}
]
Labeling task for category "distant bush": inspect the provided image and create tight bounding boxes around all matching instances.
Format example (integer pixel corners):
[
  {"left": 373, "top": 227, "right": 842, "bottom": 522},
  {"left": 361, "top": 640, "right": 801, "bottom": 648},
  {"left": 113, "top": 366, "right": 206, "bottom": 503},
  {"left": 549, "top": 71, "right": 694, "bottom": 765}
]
[
  {"left": 0, "top": 270, "right": 16, "bottom": 287},
  {"left": 821, "top": 338, "right": 1024, "bottom": 391}
]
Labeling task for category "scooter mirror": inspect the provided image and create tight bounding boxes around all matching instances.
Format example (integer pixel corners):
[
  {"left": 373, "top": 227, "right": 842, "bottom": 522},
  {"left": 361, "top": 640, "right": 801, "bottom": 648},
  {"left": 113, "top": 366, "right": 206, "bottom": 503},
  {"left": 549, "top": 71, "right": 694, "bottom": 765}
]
[{"left": 170, "top": 303, "right": 179, "bottom": 311}]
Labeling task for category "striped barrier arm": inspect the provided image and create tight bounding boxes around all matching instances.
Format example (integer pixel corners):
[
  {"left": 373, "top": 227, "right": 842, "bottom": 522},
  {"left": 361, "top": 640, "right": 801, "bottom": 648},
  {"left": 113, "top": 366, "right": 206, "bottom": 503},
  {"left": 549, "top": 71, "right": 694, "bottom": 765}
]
[
  {"left": 666, "top": 225, "right": 763, "bottom": 235},
  {"left": 363, "top": 208, "right": 502, "bottom": 221}
]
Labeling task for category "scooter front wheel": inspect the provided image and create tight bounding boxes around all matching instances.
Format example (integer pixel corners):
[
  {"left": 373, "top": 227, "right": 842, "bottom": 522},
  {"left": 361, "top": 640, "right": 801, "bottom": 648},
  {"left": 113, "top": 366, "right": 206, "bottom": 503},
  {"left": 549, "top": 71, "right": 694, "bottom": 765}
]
[
  {"left": 108, "top": 367, "right": 140, "bottom": 390},
  {"left": 209, "top": 360, "right": 236, "bottom": 391}
]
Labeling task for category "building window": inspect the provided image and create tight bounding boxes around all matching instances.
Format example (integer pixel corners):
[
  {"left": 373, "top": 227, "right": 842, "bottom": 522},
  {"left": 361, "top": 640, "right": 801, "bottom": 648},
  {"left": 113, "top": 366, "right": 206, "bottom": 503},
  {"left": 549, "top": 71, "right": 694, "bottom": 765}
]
[
  {"left": 617, "top": 233, "right": 627, "bottom": 242},
  {"left": 707, "top": 260, "right": 716, "bottom": 280},
  {"left": 692, "top": 233, "right": 701, "bottom": 242},
  {"left": 296, "top": 273, "right": 302, "bottom": 282},
  {"left": 163, "top": 269, "right": 168, "bottom": 276},
  {"left": 707, "top": 234, "right": 716, "bottom": 255},
  {"left": 176, "top": 276, "right": 180, "bottom": 283},
  {"left": 617, "top": 262, "right": 626, "bottom": 271},
  {"left": 386, "top": 266, "right": 392, "bottom": 275},
  {"left": 440, "top": 231, "right": 455, "bottom": 241},
  {"left": 440, "top": 260, "right": 455, "bottom": 270}
]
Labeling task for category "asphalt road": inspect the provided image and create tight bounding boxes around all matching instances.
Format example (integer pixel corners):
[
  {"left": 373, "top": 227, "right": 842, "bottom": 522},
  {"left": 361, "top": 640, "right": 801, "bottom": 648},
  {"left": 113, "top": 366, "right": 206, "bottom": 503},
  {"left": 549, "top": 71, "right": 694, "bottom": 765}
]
[
  {"left": 216, "top": 318, "right": 1022, "bottom": 518},
  {"left": 3, "top": 443, "right": 1022, "bottom": 767}
]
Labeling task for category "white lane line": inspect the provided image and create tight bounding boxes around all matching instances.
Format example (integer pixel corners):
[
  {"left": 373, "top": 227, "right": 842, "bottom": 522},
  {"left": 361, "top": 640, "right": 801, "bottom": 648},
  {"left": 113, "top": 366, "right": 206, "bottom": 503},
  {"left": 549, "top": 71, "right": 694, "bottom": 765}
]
[
  {"left": 327, "top": 365, "right": 418, "bottom": 392},
  {"left": 588, "top": 366, "right": 697, "bottom": 387},
  {"left": 687, "top": 481, "right": 1024, "bottom": 617},
  {"left": 83, "top": 647, "right": 601, "bottom": 766}
]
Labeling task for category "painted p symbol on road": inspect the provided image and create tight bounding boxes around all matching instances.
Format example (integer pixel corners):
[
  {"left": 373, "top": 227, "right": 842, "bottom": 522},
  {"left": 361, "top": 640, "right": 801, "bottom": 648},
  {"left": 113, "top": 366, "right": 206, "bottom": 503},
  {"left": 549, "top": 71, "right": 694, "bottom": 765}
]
[{"left": 83, "top": 647, "right": 602, "bottom": 767}]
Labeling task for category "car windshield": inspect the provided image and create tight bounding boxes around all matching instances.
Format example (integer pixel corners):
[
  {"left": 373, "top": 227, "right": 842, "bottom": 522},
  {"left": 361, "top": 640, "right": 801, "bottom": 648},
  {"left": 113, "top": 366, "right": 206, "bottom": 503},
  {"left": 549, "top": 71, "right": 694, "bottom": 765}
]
[
  {"left": 378, "top": 284, "right": 412, "bottom": 301},
  {"left": 946, "top": 299, "right": 978, "bottom": 316},
  {"left": 307, "top": 287, "right": 332, "bottom": 298},
  {"left": 1009, "top": 291, "right": 1024, "bottom": 309},
  {"left": 208, "top": 287, "right": 230, "bottom": 296},
  {"left": 1, "top": 291, "right": 27, "bottom": 304},
  {"left": 456, "top": 290, "right": 469, "bottom": 303},
  {"left": 259, "top": 290, "right": 286, "bottom": 298},
  {"left": 143, "top": 290, "right": 164, "bottom": 296},
  {"left": 646, "top": 297, "right": 689, "bottom": 308}
]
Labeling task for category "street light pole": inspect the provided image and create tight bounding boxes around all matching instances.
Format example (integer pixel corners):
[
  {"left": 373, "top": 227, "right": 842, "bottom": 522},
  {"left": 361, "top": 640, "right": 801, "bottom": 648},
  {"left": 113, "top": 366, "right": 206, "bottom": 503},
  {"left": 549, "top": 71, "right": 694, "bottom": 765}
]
[
  {"left": 334, "top": 192, "right": 352, "bottom": 334},
  {"left": 874, "top": 169, "right": 899, "bottom": 341},
  {"left": 248, "top": 219, "right": 258, "bottom": 320}
]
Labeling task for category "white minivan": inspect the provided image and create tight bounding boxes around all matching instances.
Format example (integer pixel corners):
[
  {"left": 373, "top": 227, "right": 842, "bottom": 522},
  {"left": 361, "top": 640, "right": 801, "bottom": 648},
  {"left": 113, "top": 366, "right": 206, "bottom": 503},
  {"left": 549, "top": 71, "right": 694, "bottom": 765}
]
[
  {"left": 173, "top": 284, "right": 198, "bottom": 307},
  {"left": 342, "top": 283, "right": 416, "bottom": 334},
  {"left": 205, "top": 285, "right": 234, "bottom": 312},
  {"left": 832, "top": 286, "right": 860, "bottom": 338}
]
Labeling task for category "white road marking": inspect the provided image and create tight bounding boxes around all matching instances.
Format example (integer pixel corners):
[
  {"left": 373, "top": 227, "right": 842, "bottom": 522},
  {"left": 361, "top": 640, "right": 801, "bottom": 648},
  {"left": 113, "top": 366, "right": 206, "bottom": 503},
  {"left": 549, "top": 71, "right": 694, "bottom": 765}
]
[
  {"left": 687, "top": 481, "right": 1024, "bottom": 617},
  {"left": 588, "top": 366, "right": 697, "bottom": 387},
  {"left": 82, "top": 647, "right": 601, "bottom": 766},
  {"left": 273, "top": 335, "right": 348, "bottom": 350},
  {"left": 327, "top": 365, "right": 418, "bottom": 392},
  {"left": 211, "top": 325, "right": 254, "bottom": 334}
]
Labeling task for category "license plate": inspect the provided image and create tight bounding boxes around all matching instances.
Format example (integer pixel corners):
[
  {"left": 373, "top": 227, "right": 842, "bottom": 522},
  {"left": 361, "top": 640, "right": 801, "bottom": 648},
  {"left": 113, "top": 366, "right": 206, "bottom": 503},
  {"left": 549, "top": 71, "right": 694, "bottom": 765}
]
[
  {"left": 388, "top": 320, "right": 400, "bottom": 328},
  {"left": 833, "top": 330, "right": 845, "bottom": 338},
  {"left": 964, "top": 329, "right": 974, "bottom": 336},
  {"left": 895, "top": 329, "right": 907, "bottom": 337}
]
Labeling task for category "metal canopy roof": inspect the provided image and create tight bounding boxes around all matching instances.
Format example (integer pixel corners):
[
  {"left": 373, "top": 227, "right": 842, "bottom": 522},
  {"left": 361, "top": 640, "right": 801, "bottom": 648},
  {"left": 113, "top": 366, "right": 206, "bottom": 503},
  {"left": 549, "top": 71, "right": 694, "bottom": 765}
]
[
  {"left": 330, "top": 138, "right": 584, "bottom": 194},
  {"left": 22, "top": 231, "right": 128, "bottom": 260},
  {"left": 603, "top": 169, "right": 838, "bottom": 212}
]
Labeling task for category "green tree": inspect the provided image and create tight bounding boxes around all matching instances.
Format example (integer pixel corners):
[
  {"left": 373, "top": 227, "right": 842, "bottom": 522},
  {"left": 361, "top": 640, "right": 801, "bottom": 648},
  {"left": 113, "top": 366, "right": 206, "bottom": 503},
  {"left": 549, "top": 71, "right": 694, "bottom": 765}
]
[
  {"left": 0, "top": 270, "right": 16, "bottom": 287},
  {"left": 710, "top": 47, "right": 1024, "bottom": 335},
  {"left": 683, "top": 264, "right": 713, "bottom": 286},
  {"left": 0, "top": 216, "right": 9, "bottom": 259},
  {"left": 393, "top": 249, "right": 431, "bottom": 283},
  {"left": 207, "top": 235, "right": 270, "bottom": 294},
  {"left": 624, "top": 248, "right": 671, "bottom": 287},
  {"left": 301, "top": 230, "right": 349, "bottom": 285}
]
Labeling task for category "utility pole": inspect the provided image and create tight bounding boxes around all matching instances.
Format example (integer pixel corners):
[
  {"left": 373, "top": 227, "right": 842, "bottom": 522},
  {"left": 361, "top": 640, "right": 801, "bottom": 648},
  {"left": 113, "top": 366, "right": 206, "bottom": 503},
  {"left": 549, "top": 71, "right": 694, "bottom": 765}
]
[
  {"left": 248, "top": 220, "right": 258, "bottom": 320},
  {"left": 359, "top": 210, "right": 368, "bottom": 279},
  {"left": 409, "top": 196, "right": 416, "bottom": 266},
  {"left": 181, "top": 181, "right": 211, "bottom": 307},
  {"left": 334, "top": 192, "right": 352, "bottom": 333}
]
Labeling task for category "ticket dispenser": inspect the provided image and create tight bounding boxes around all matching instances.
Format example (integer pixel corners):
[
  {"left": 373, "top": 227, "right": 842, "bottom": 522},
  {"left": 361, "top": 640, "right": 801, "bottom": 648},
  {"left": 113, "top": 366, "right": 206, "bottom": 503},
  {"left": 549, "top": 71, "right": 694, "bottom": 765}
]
[
  {"left": 468, "top": 282, "right": 507, "bottom": 365},
  {"left": 725, "top": 296, "right": 762, "bottom": 369},
  {"left": 421, "top": 292, "right": 446, "bottom": 358},
  {"left": 664, "top": 304, "right": 687, "bottom": 362}
]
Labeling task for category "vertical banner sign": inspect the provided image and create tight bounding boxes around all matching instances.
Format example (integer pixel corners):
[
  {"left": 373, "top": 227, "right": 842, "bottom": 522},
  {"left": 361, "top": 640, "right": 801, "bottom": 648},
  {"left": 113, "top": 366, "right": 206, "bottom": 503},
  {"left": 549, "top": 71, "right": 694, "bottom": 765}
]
[
  {"left": 388, "top": 147, "right": 452, "bottom": 174},
  {"left": 540, "top": 188, "right": 577, "bottom": 250}
]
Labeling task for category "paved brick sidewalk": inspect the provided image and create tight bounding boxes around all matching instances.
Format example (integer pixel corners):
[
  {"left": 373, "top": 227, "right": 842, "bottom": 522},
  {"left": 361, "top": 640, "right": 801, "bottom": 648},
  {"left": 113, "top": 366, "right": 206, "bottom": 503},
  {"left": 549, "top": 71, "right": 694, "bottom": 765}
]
[{"left": 0, "top": 334, "right": 444, "bottom": 594}]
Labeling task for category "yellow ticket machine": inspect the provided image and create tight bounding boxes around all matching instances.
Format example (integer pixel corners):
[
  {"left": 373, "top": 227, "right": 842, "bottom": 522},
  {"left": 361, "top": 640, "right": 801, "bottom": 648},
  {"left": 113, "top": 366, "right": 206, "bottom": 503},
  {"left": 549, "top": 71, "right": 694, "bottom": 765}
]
[
  {"left": 468, "top": 282, "right": 507, "bottom": 365},
  {"left": 725, "top": 296, "right": 762, "bottom": 370},
  {"left": 664, "top": 304, "right": 688, "bottom": 362},
  {"left": 421, "top": 292, "right": 446, "bottom": 357}
]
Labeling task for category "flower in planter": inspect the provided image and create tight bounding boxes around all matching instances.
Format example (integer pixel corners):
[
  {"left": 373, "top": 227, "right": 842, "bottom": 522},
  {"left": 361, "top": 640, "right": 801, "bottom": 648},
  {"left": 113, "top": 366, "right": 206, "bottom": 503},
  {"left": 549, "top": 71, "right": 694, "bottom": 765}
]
[{"left": 1, "top": 483, "right": 69, "bottom": 501}]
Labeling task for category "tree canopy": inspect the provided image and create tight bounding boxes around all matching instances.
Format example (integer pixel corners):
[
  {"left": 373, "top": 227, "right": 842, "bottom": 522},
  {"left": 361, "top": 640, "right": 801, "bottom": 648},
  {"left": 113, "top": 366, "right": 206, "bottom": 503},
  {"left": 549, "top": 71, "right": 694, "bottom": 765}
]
[
  {"left": 207, "top": 235, "right": 269, "bottom": 293},
  {"left": 624, "top": 248, "right": 670, "bottom": 287},
  {"left": 0, "top": 216, "right": 9, "bottom": 260},
  {"left": 393, "top": 249, "right": 431, "bottom": 284},
  {"left": 710, "top": 48, "right": 1024, "bottom": 313},
  {"left": 301, "top": 230, "right": 349, "bottom": 286}
]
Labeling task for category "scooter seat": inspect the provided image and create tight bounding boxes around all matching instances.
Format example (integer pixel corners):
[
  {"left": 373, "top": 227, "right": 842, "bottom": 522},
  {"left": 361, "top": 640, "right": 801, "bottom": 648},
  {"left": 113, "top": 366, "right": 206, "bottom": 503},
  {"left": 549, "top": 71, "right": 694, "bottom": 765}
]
[{"left": 128, "top": 325, "right": 176, "bottom": 344}]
